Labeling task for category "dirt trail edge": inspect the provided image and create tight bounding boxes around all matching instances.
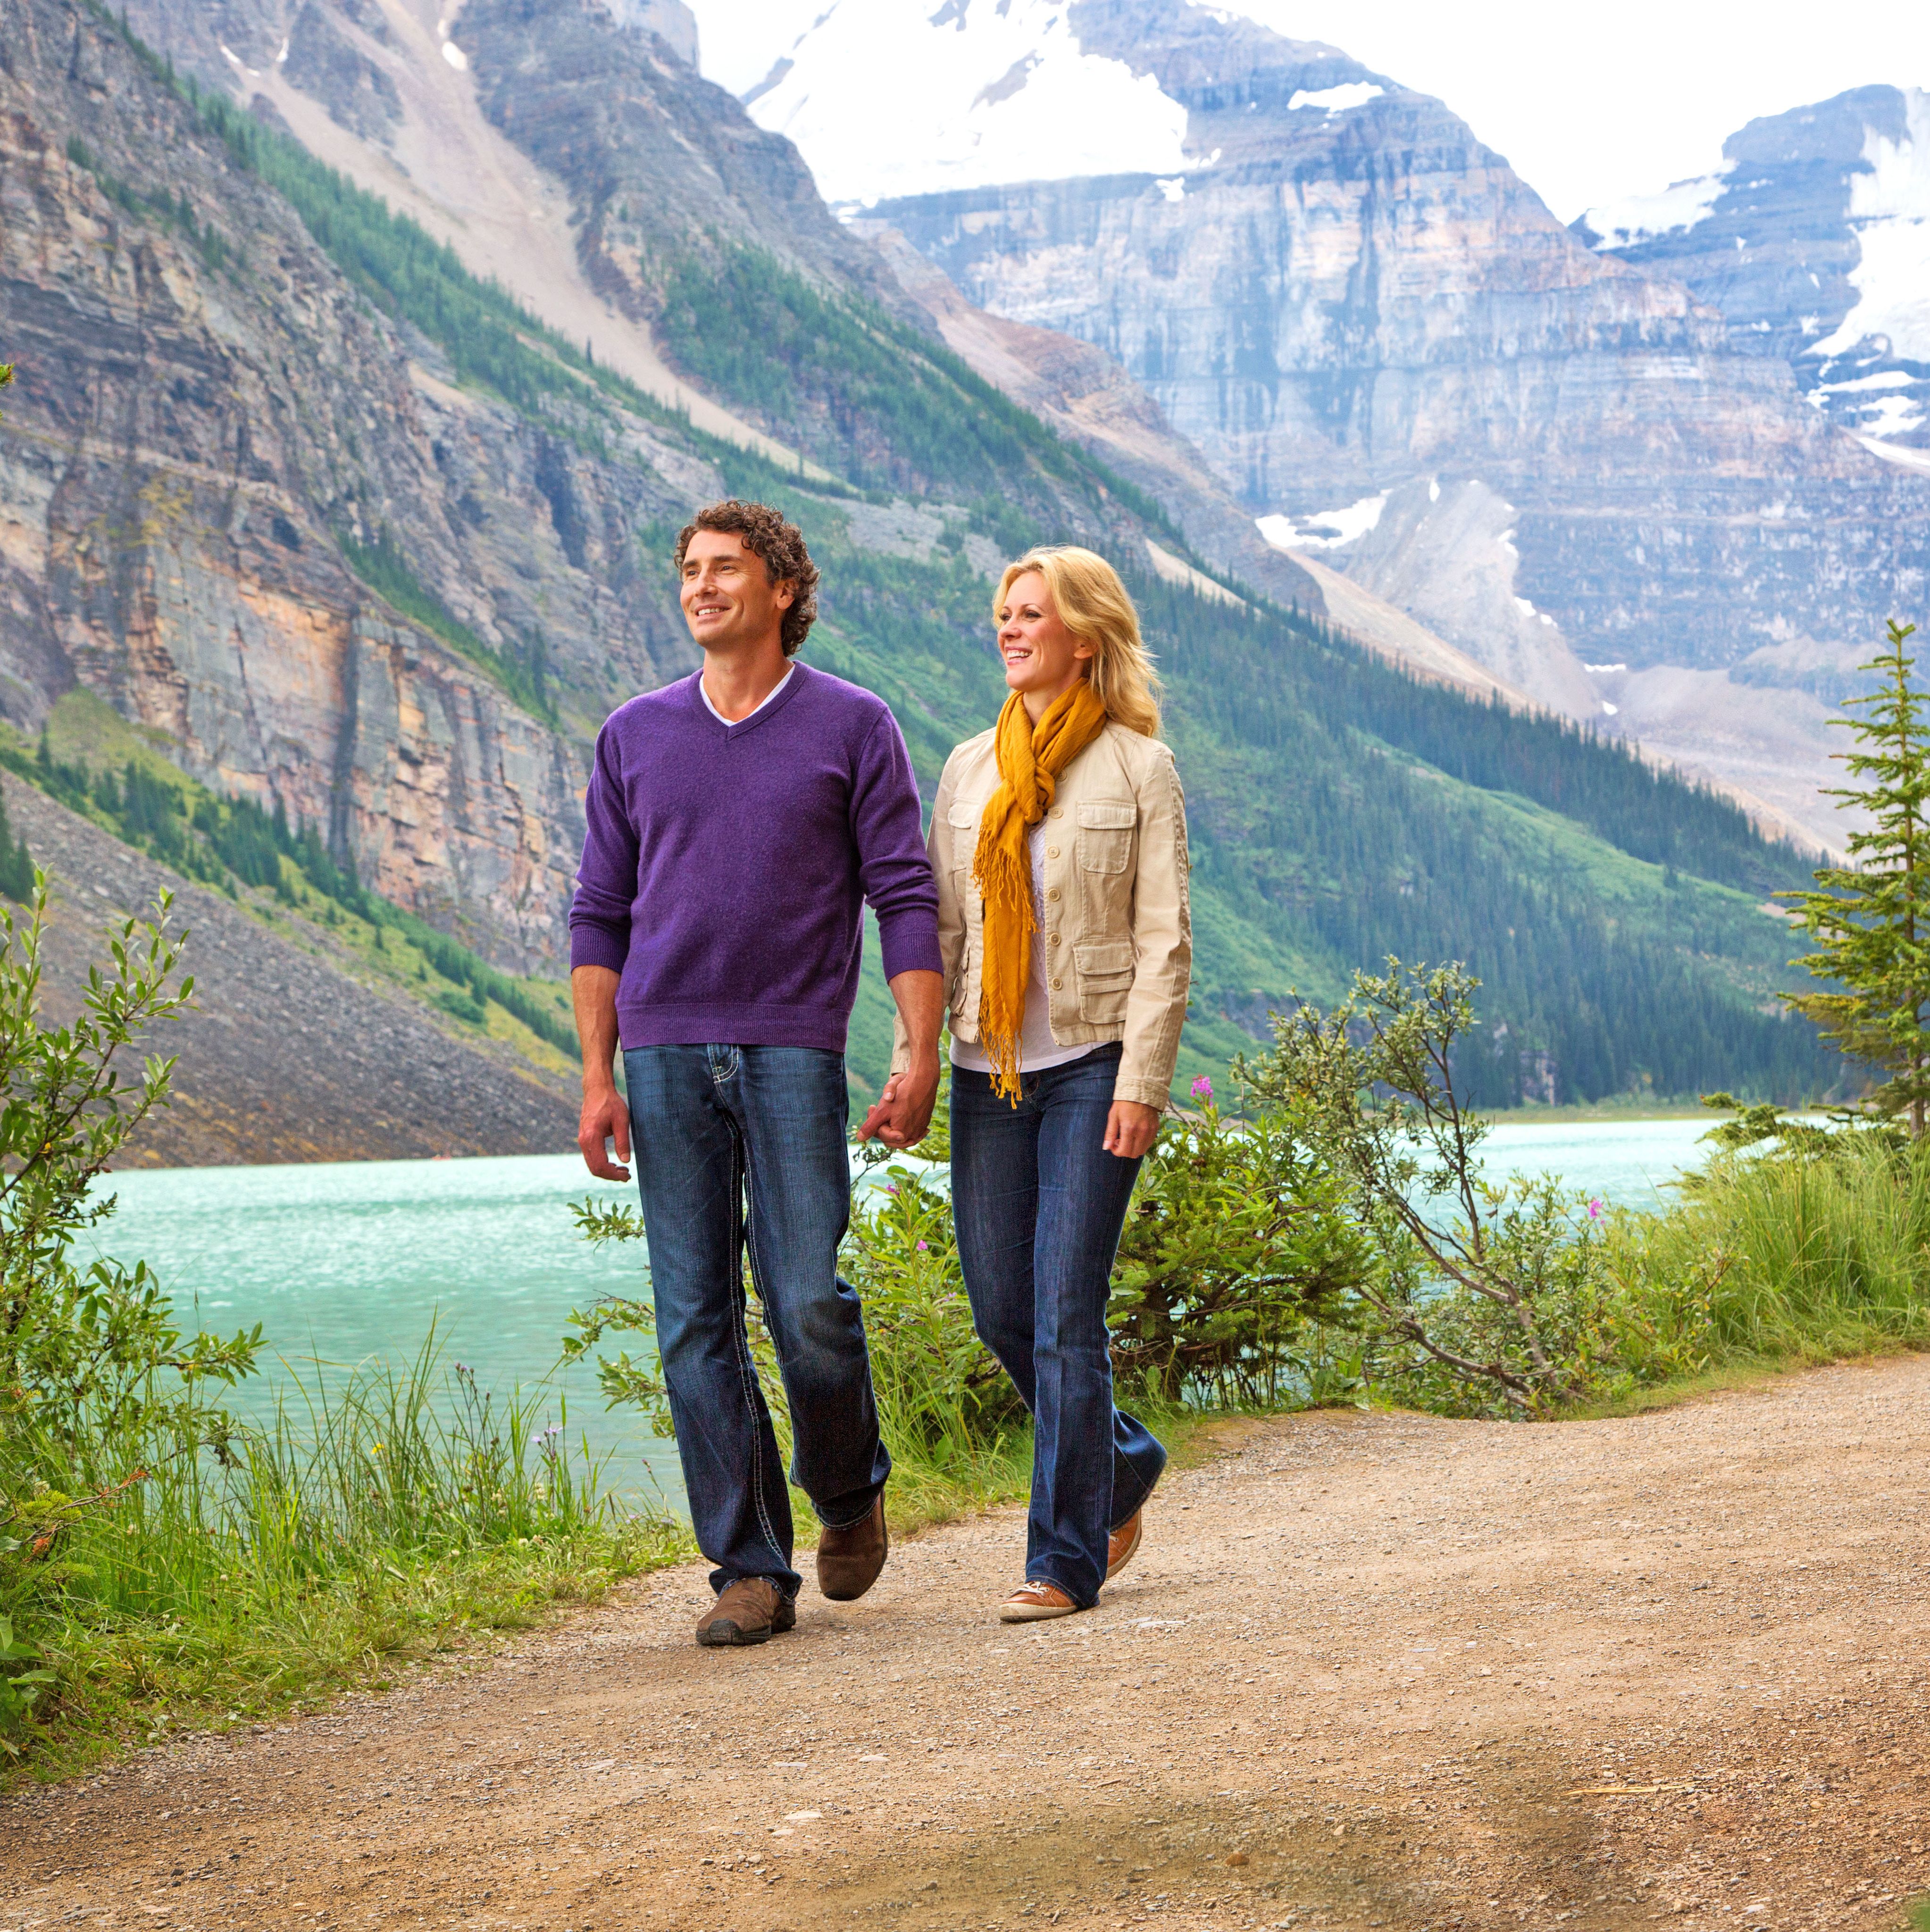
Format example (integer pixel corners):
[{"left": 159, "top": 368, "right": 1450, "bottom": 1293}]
[{"left": 7, "top": 1356, "right": 1927, "bottom": 1932}]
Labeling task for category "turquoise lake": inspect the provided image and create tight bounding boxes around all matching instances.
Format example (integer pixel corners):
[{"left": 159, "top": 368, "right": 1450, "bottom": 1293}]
[{"left": 83, "top": 1117, "right": 1726, "bottom": 1506}]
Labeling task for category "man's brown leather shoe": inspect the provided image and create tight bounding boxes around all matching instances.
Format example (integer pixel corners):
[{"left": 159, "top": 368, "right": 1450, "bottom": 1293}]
[
  {"left": 1107, "top": 1507, "right": 1144, "bottom": 1581},
  {"left": 816, "top": 1494, "right": 888, "bottom": 1601},
  {"left": 695, "top": 1576, "right": 795, "bottom": 1647}
]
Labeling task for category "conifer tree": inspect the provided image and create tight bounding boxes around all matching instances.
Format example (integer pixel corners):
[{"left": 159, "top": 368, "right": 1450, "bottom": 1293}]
[
  {"left": 0, "top": 789, "right": 33, "bottom": 904},
  {"left": 1782, "top": 620, "right": 1930, "bottom": 1134}
]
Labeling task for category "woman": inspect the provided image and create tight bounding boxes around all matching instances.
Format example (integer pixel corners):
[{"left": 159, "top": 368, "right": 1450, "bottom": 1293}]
[{"left": 891, "top": 546, "right": 1192, "bottom": 1621}]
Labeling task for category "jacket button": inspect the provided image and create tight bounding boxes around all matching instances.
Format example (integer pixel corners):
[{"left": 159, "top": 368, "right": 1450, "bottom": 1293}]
[
  {"left": 1047, "top": 932, "right": 1060, "bottom": 946},
  {"left": 1050, "top": 808, "right": 1063, "bottom": 819},
  {"left": 1046, "top": 886, "right": 1060, "bottom": 901},
  {"left": 1050, "top": 977, "right": 1062, "bottom": 990},
  {"left": 1046, "top": 845, "right": 1060, "bottom": 859}
]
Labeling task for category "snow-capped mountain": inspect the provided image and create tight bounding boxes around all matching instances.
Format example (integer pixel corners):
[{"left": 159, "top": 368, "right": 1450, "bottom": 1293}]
[
  {"left": 691, "top": 0, "right": 1385, "bottom": 206},
  {"left": 690, "top": 0, "right": 1930, "bottom": 850},
  {"left": 715, "top": 0, "right": 1195, "bottom": 204},
  {"left": 1576, "top": 86, "right": 1930, "bottom": 456}
]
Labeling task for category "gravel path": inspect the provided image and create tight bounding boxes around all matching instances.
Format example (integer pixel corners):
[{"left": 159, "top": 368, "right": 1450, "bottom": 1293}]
[{"left": 5, "top": 1355, "right": 1927, "bottom": 1932}]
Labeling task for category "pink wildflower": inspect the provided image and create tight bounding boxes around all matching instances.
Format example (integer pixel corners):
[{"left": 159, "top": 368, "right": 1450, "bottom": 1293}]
[{"left": 1191, "top": 1075, "right": 1214, "bottom": 1101}]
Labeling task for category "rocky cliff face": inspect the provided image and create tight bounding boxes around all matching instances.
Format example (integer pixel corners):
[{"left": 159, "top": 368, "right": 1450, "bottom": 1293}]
[
  {"left": 6, "top": 775, "right": 575, "bottom": 1165},
  {"left": 0, "top": 0, "right": 741, "bottom": 967},
  {"left": 0, "top": 0, "right": 1245, "bottom": 971},
  {"left": 1577, "top": 86, "right": 1930, "bottom": 468}
]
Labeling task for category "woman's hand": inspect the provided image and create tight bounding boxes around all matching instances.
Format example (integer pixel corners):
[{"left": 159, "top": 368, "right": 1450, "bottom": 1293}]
[{"left": 1103, "top": 1099, "right": 1161, "bottom": 1159}]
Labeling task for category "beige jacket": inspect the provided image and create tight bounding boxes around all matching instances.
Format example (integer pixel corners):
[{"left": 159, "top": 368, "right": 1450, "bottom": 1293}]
[{"left": 892, "top": 722, "right": 1193, "bottom": 1110}]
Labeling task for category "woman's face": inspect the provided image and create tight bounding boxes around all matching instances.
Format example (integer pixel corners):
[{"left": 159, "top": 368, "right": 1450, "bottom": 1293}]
[{"left": 996, "top": 571, "right": 1094, "bottom": 714}]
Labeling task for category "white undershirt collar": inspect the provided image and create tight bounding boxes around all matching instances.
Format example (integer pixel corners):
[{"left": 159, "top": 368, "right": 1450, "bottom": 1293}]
[{"left": 700, "top": 662, "right": 795, "bottom": 726}]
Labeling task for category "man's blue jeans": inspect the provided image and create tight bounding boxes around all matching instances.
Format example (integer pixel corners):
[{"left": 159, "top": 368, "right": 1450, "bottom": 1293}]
[
  {"left": 624, "top": 1044, "right": 890, "bottom": 1599},
  {"left": 950, "top": 1045, "right": 1167, "bottom": 1607}
]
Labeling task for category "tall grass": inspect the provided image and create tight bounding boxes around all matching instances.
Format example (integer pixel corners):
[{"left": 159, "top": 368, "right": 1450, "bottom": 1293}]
[
  {"left": 9, "top": 1338, "right": 687, "bottom": 1773},
  {"left": 1617, "top": 1135, "right": 1930, "bottom": 1364}
]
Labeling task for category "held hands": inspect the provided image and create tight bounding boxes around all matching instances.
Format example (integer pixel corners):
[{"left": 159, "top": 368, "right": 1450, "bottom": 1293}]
[
  {"left": 857, "top": 1057, "right": 940, "bottom": 1149},
  {"left": 1104, "top": 1099, "right": 1162, "bottom": 1159},
  {"left": 578, "top": 1084, "right": 633, "bottom": 1181}
]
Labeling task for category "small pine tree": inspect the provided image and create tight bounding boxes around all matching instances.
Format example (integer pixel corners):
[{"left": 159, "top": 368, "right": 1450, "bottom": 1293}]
[
  {"left": 1781, "top": 620, "right": 1930, "bottom": 1134},
  {"left": 0, "top": 789, "right": 33, "bottom": 903}
]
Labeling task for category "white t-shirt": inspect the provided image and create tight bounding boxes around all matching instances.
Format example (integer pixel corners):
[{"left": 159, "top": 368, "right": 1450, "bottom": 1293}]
[
  {"left": 700, "top": 663, "right": 794, "bottom": 724},
  {"left": 951, "top": 819, "right": 1096, "bottom": 1078}
]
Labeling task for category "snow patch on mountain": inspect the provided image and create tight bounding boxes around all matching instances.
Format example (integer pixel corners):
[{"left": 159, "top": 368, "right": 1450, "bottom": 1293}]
[
  {"left": 1287, "top": 82, "right": 1381, "bottom": 115},
  {"left": 1577, "top": 163, "right": 1733, "bottom": 249},
  {"left": 1809, "top": 87, "right": 1930, "bottom": 365},
  {"left": 692, "top": 0, "right": 1191, "bottom": 204},
  {"left": 1255, "top": 495, "right": 1388, "bottom": 551}
]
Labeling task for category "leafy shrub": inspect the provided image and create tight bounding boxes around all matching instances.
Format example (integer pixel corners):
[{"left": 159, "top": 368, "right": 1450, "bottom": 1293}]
[
  {"left": 0, "top": 879, "right": 258, "bottom": 1750},
  {"left": 840, "top": 1162, "right": 1022, "bottom": 1464},
  {"left": 0, "top": 876, "right": 664, "bottom": 1763},
  {"left": 1108, "top": 1090, "right": 1371, "bottom": 1405},
  {"left": 1362, "top": 1176, "right": 1723, "bottom": 1418},
  {"left": 1241, "top": 959, "right": 1732, "bottom": 1416}
]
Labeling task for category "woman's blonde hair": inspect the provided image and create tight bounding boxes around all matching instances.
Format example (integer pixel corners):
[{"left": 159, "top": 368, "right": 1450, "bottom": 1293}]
[{"left": 995, "top": 546, "right": 1162, "bottom": 738}]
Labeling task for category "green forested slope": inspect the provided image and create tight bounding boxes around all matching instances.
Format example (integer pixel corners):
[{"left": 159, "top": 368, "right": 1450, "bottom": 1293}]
[{"left": 72, "top": 16, "right": 1834, "bottom": 1108}]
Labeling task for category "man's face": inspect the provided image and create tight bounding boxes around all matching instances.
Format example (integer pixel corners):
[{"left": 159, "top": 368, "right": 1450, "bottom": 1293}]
[{"left": 679, "top": 529, "right": 794, "bottom": 653}]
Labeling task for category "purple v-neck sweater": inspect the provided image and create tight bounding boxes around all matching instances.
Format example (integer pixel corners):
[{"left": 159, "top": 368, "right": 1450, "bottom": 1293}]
[{"left": 568, "top": 664, "right": 942, "bottom": 1051}]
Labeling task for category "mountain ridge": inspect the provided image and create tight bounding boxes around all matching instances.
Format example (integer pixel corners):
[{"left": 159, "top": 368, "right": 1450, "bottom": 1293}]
[
  {"left": 0, "top": 0, "right": 1843, "bottom": 1118},
  {"left": 719, "top": 0, "right": 1929, "bottom": 857}
]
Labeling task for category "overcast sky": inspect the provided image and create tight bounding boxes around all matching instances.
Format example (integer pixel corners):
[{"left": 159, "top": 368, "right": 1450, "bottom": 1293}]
[{"left": 685, "top": 0, "right": 1930, "bottom": 221}]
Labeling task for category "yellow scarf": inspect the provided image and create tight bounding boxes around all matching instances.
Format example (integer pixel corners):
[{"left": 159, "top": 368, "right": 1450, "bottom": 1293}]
[{"left": 971, "top": 682, "right": 1110, "bottom": 1101}]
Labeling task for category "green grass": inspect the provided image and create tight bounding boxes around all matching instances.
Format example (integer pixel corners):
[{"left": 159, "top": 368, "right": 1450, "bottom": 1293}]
[
  {"left": 19, "top": 1119, "right": 1930, "bottom": 1777},
  {"left": 7, "top": 1338, "right": 690, "bottom": 1780},
  {"left": 1618, "top": 1135, "right": 1930, "bottom": 1364}
]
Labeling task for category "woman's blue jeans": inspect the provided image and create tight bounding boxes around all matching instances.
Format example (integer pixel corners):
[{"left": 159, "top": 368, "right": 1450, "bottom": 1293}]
[
  {"left": 624, "top": 1044, "right": 890, "bottom": 1600},
  {"left": 950, "top": 1045, "right": 1168, "bottom": 1607}
]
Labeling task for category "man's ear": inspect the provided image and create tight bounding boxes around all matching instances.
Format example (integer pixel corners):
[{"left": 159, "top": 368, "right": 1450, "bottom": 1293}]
[{"left": 772, "top": 578, "right": 796, "bottom": 612}]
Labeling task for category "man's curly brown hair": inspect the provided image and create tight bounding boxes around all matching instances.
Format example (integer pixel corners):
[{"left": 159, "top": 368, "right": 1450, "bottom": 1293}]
[{"left": 674, "top": 500, "right": 820, "bottom": 657}]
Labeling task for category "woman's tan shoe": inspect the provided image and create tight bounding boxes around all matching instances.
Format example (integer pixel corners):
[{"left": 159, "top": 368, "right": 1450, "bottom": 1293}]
[
  {"left": 998, "top": 1579, "right": 1081, "bottom": 1623},
  {"left": 1106, "top": 1508, "right": 1144, "bottom": 1580}
]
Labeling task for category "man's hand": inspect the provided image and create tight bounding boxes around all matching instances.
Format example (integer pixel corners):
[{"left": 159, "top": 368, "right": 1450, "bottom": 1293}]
[
  {"left": 579, "top": 1084, "right": 633, "bottom": 1181},
  {"left": 1103, "top": 1099, "right": 1162, "bottom": 1160},
  {"left": 857, "top": 1055, "right": 940, "bottom": 1149},
  {"left": 571, "top": 963, "right": 630, "bottom": 1179},
  {"left": 862, "top": 966, "right": 945, "bottom": 1150}
]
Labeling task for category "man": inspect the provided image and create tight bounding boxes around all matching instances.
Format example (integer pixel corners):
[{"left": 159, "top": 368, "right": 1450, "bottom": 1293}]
[{"left": 570, "top": 499, "right": 944, "bottom": 1649}]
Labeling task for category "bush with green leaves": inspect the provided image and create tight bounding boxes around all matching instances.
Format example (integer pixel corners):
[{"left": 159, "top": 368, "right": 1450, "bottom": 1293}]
[
  {"left": 1108, "top": 1084, "right": 1372, "bottom": 1405},
  {"left": 0, "top": 874, "right": 671, "bottom": 1765},
  {"left": 568, "top": 1068, "right": 1381, "bottom": 1490},
  {"left": 0, "top": 881, "right": 259, "bottom": 1458},
  {"left": 0, "top": 878, "right": 259, "bottom": 1749},
  {"left": 1238, "top": 959, "right": 1725, "bottom": 1416}
]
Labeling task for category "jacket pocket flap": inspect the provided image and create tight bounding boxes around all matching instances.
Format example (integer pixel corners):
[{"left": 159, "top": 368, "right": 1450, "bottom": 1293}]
[
  {"left": 947, "top": 800, "right": 980, "bottom": 828},
  {"left": 1074, "top": 941, "right": 1135, "bottom": 977},
  {"left": 1076, "top": 800, "right": 1137, "bottom": 829}
]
